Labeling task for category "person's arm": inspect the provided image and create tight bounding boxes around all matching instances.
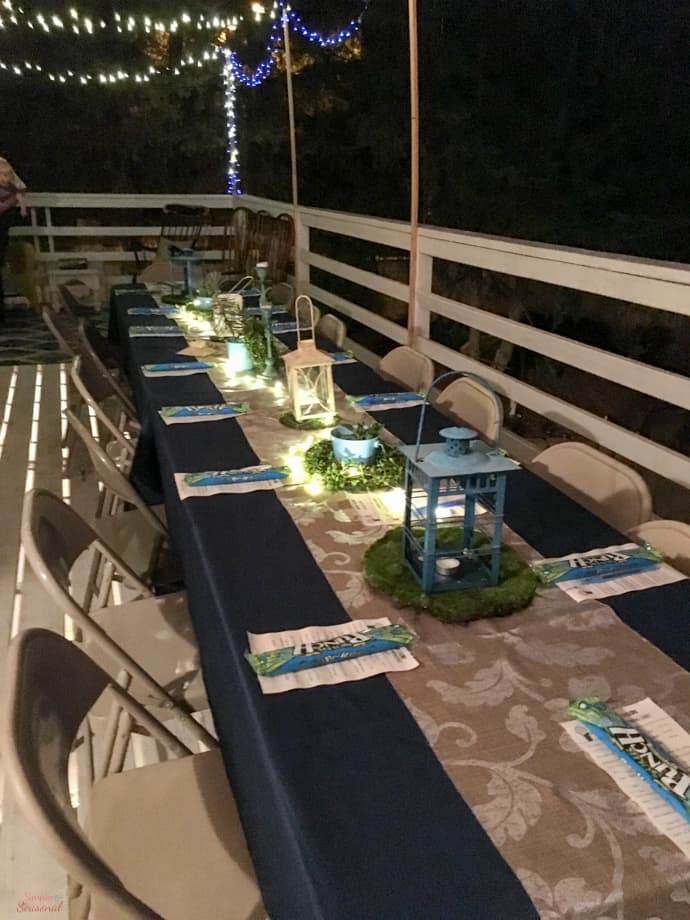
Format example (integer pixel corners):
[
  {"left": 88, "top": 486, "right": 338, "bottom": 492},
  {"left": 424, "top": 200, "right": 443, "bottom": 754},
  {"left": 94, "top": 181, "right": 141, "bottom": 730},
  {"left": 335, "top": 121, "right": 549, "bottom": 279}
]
[{"left": 15, "top": 190, "right": 27, "bottom": 218}]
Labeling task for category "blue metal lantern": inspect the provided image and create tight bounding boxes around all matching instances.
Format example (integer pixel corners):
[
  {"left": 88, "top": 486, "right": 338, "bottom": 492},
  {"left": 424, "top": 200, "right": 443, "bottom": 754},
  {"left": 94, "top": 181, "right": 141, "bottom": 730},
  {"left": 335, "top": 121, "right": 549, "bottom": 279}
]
[{"left": 398, "top": 372, "right": 519, "bottom": 594}]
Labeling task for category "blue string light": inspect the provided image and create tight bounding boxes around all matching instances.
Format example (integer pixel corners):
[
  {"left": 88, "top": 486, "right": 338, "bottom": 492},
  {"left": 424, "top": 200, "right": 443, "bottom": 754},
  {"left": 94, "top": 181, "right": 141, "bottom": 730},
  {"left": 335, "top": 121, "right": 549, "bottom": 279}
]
[
  {"left": 287, "top": 8, "right": 362, "bottom": 48},
  {"left": 230, "top": 18, "right": 282, "bottom": 87},
  {"left": 226, "top": 1, "right": 369, "bottom": 193},
  {"left": 230, "top": 1, "right": 367, "bottom": 88}
]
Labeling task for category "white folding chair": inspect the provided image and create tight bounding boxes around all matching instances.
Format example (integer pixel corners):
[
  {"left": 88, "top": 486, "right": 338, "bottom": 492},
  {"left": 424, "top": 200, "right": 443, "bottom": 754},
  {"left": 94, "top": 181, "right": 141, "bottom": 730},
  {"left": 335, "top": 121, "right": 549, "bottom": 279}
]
[
  {"left": 43, "top": 304, "right": 77, "bottom": 356},
  {"left": 70, "top": 355, "right": 139, "bottom": 456},
  {"left": 628, "top": 519, "right": 690, "bottom": 576},
  {"left": 65, "top": 409, "right": 168, "bottom": 586},
  {"left": 532, "top": 442, "right": 653, "bottom": 532},
  {"left": 268, "top": 280, "right": 294, "bottom": 311},
  {"left": 436, "top": 376, "right": 503, "bottom": 445},
  {"left": 317, "top": 313, "right": 347, "bottom": 348},
  {"left": 21, "top": 489, "right": 214, "bottom": 748},
  {"left": 379, "top": 345, "right": 434, "bottom": 393},
  {"left": 295, "top": 298, "right": 321, "bottom": 327},
  {"left": 1, "top": 628, "right": 263, "bottom": 920},
  {"left": 77, "top": 319, "right": 136, "bottom": 417}
]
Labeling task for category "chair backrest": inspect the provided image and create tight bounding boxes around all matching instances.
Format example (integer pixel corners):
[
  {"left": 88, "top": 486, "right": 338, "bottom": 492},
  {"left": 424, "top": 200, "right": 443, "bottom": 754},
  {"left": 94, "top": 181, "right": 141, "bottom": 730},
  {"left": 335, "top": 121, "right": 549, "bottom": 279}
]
[
  {"left": 436, "top": 376, "right": 503, "bottom": 445},
  {"left": 268, "top": 281, "right": 294, "bottom": 311},
  {"left": 250, "top": 211, "right": 274, "bottom": 268},
  {"left": 21, "top": 490, "right": 215, "bottom": 750},
  {"left": 532, "top": 442, "right": 653, "bottom": 532},
  {"left": 317, "top": 313, "right": 347, "bottom": 348},
  {"left": 65, "top": 409, "right": 165, "bottom": 536},
  {"left": 1, "top": 628, "right": 182, "bottom": 919},
  {"left": 22, "top": 488, "right": 99, "bottom": 598},
  {"left": 628, "top": 519, "right": 690, "bottom": 577},
  {"left": 157, "top": 204, "right": 208, "bottom": 256},
  {"left": 43, "top": 306, "right": 76, "bottom": 356},
  {"left": 76, "top": 321, "right": 136, "bottom": 418},
  {"left": 267, "top": 213, "right": 294, "bottom": 282},
  {"left": 295, "top": 299, "right": 321, "bottom": 328},
  {"left": 379, "top": 345, "right": 435, "bottom": 393},
  {"left": 223, "top": 207, "right": 255, "bottom": 276},
  {"left": 21, "top": 488, "right": 148, "bottom": 609},
  {"left": 70, "top": 356, "right": 135, "bottom": 452}
]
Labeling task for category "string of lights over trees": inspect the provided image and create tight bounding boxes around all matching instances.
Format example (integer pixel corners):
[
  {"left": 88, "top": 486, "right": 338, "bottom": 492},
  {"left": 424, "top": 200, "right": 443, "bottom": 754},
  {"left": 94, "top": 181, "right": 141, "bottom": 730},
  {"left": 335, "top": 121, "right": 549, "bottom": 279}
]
[
  {"left": 1, "top": 0, "right": 368, "bottom": 193},
  {"left": 1, "top": 0, "right": 688, "bottom": 267}
]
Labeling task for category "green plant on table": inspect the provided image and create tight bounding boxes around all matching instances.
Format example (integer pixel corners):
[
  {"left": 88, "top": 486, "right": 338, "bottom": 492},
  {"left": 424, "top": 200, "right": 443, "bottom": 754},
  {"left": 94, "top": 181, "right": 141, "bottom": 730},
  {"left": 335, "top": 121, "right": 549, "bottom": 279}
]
[
  {"left": 198, "top": 271, "right": 223, "bottom": 297},
  {"left": 244, "top": 316, "right": 268, "bottom": 368},
  {"left": 303, "top": 439, "right": 404, "bottom": 492},
  {"left": 212, "top": 293, "right": 245, "bottom": 340},
  {"left": 333, "top": 422, "right": 381, "bottom": 440}
]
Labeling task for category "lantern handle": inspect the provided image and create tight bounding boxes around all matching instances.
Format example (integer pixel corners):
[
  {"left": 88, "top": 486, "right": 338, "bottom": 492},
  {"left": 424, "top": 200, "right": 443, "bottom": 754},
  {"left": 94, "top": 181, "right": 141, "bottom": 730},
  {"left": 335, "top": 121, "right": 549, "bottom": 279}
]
[
  {"left": 229, "top": 275, "right": 254, "bottom": 293},
  {"left": 294, "top": 294, "right": 317, "bottom": 347},
  {"left": 414, "top": 370, "right": 503, "bottom": 462}
]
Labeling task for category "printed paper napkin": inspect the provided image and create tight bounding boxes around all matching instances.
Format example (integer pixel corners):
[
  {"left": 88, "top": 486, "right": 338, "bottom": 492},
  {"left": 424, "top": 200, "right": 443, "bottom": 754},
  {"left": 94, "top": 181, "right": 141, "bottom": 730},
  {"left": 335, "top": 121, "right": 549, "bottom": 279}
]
[
  {"left": 244, "top": 305, "right": 290, "bottom": 317},
  {"left": 349, "top": 392, "right": 424, "bottom": 411},
  {"left": 246, "top": 618, "right": 419, "bottom": 694},
  {"left": 127, "top": 307, "right": 177, "bottom": 316},
  {"left": 142, "top": 361, "right": 213, "bottom": 377},
  {"left": 271, "top": 320, "right": 311, "bottom": 334},
  {"left": 329, "top": 351, "right": 357, "bottom": 364},
  {"left": 174, "top": 464, "right": 289, "bottom": 499},
  {"left": 129, "top": 325, "right": 183, "bottom": 337},
  {"left": 159, "top": 403, "right": 249, "bottom": 425}
]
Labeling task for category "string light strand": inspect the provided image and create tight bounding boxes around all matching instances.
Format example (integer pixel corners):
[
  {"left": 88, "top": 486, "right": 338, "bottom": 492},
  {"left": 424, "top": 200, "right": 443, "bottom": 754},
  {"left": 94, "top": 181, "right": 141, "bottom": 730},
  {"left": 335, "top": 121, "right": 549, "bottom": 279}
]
[
  {"left": 224, "top": 51, "right": 241, "bottom": 194},
  {"left": 1, "top": 1, "right": 370, "bottom": 197},
  {"left": 0, "top": 45, "right": 221, "bottom": 83},
  {"left": 0, "top": 1, "right": 279, "bottom": 35}
]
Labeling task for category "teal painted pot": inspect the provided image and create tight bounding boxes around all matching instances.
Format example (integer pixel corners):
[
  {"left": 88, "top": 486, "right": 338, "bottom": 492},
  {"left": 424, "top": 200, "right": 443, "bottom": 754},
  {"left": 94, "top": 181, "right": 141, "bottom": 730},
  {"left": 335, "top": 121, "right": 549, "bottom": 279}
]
[
  {"left": 331, "top": 426, "right": 379, "bottom": 465},
  {"left": 226, "top": 341, "right": 253, "bottom": 373}
]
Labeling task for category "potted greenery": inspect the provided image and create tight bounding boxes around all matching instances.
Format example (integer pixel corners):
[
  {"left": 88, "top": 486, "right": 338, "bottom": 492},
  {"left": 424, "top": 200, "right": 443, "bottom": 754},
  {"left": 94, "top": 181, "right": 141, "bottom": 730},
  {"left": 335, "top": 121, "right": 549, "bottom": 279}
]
[
  {"left": 331, "top": 422, "right": 381, "bottom": 465},
  {"left": 193, "top": 271, "right": 223, "bottom": 309},
  {"left": 212, "top": 293, "right": 253, "bottom": 372}
]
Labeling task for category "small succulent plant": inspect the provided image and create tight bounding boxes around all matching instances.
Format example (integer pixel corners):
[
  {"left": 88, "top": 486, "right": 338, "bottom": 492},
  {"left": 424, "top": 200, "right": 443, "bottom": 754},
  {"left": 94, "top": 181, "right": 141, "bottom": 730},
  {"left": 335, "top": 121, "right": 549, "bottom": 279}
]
[
  {"left": 335, "top": 422, "right": 381, "bottom": 441},
  {"left": 199, "top": 271, "right": 223, "bottom": 297}
]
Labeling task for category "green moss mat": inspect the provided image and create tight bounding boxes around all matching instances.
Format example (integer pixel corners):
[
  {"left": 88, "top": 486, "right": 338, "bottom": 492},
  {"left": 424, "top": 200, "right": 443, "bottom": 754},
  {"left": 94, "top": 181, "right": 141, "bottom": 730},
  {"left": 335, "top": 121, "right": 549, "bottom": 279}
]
[
  {"left": 303, "top": 439, "right": 405, "bottom": 492},
  {"left": 279, "top": 412, "right": 340, "bottom": 431},
  {"left": 363, "top": 526, "right": 538, "bottom": 624}
]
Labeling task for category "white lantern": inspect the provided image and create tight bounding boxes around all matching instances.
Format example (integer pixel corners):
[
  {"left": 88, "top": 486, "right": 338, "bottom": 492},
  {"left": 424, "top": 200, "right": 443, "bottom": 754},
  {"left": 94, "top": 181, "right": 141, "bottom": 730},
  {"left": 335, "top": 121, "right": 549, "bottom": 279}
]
[{"left": 283, "top": 296, "right": 335, "bottom": 422}]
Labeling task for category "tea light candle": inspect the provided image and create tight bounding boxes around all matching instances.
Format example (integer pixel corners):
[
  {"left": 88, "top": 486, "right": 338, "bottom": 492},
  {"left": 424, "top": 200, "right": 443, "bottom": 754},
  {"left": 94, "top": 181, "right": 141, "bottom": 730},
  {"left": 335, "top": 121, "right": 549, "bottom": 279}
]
[{"left": 436, "top": 557, "right": 460, "bottom": 577}]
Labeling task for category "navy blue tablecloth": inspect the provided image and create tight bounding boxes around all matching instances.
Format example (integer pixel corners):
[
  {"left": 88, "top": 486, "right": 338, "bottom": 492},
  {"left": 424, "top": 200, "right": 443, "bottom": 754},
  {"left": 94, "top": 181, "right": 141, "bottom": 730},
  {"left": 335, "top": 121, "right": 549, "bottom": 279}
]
[
  {"left": 111, "top": 289, "right": 538, "bottom": 919},
  {"left": 111, "top": 289, "right": 689, "bottom": 918}
]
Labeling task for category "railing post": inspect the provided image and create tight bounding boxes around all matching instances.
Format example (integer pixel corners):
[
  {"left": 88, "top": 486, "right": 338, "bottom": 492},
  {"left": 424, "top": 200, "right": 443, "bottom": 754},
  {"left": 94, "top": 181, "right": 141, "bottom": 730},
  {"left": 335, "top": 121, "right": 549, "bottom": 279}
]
[
  {"left": 45, "top": 207, "right": 55, "bottom": 254},
  {"left": 30, "top": 207, "right": 40, "bottom": 254},
  {"left": 408, "top": 250, "right": 432, "bottom": 346},
  {"left": 294, "top": 212, "right": 310, "bottom": 295}
]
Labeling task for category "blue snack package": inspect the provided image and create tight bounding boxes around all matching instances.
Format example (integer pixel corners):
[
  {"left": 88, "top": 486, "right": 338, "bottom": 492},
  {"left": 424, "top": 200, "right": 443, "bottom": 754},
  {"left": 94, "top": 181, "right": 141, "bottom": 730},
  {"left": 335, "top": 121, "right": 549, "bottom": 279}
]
[
  {"left": 246, "top": 624, "right": 415, "bottom": 677},
  {"left": 569, "top": 697, "right": 690, "bottom": 822}
]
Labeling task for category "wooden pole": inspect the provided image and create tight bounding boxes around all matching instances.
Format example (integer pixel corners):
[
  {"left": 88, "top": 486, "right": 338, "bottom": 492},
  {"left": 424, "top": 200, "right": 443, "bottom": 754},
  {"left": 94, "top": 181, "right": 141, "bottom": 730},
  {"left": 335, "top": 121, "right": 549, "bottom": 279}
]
[
  {"left": 407, "top": 0, "right": 420, "bottom": 346},
  {"left": 282, "top": 8, "right": 302, "bottom": 287}
]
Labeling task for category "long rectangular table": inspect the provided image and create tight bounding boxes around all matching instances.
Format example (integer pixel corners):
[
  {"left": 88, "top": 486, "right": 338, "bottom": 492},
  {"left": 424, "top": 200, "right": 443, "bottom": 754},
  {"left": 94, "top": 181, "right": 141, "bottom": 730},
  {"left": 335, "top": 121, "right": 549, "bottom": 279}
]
[{"left": 111, "top": 287, "right": 690, "bottom": 920}]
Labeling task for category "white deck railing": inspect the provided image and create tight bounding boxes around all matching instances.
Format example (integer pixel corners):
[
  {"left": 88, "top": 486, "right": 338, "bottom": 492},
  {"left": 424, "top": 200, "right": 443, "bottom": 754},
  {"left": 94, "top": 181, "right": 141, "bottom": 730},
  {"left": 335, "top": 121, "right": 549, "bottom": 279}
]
[{"left": 12, "top": 192, "right": 690, "bottom": 490}]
